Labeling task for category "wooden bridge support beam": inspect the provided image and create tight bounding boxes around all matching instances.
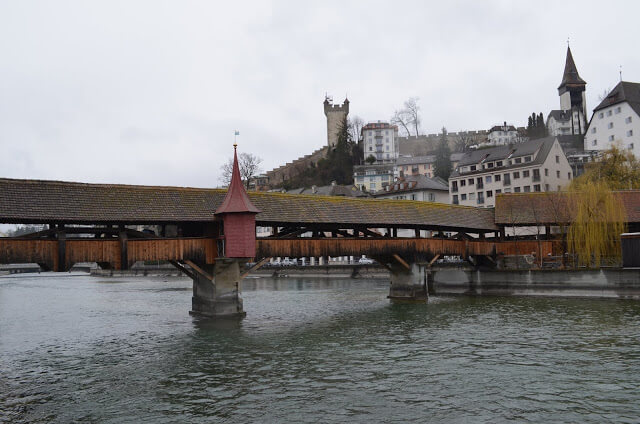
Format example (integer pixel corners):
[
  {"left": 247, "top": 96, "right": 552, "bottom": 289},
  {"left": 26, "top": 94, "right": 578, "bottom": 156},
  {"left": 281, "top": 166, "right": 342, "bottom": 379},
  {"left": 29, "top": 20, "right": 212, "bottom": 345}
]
[{"left": 190, "top": 258, "right": 246, "bottom": 318}]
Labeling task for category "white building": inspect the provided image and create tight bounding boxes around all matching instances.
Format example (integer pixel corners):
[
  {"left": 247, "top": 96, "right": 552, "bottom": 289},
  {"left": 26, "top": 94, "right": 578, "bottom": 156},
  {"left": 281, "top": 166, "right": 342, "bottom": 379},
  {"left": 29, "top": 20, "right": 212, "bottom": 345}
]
[
  {"left": 486, "top": 122, "right": 518, "bottom": 146},
  {"left": 373, "top": 175, "right": 449, "bottom": 203},
  {"left": 584, "top": 81, "right": 640, "bottom": 157},
  {"left": 353, "top": 163, "right": 394, "bottom": 193},
  {"left": 449, "top": 136, "right": 573, "bottom": 208},
  {"left": 361, "top": 122, "right": 399, "bottom": 163}
]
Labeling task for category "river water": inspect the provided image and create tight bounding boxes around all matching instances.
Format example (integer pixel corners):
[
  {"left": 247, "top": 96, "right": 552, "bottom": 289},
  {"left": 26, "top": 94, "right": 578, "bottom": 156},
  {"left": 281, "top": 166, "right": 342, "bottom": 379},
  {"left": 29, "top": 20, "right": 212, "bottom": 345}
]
[{"left": 1, "top": 274, "right": 640, "bottom": 423}]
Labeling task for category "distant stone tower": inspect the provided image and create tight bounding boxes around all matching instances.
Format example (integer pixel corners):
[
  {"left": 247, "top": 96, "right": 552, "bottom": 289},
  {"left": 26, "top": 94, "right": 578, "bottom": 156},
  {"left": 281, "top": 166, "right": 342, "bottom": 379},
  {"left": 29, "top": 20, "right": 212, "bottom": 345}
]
[
  {"left": 558, "top": 45, "right": 587, "bottom": 135},
  {"left": 323, "top": 94, "right": 349, "bottom": 147}
]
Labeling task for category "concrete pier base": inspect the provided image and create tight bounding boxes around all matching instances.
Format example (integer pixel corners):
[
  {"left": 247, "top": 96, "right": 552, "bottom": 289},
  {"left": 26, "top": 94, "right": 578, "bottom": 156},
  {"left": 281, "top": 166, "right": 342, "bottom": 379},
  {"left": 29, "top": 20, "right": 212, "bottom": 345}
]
[
  {"left": 190, "top": 258, "right": 246, "bottom": 318},
  {"left": 388, "top": 263, "right": 428, "bottom": 303}
]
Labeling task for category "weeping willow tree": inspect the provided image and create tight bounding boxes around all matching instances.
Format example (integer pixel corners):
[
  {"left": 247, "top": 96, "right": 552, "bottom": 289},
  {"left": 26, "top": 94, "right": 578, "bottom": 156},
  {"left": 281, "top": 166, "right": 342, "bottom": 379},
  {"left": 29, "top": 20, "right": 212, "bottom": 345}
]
[{"left": 567, "top": 181, "right": 627, "bottom": 268}]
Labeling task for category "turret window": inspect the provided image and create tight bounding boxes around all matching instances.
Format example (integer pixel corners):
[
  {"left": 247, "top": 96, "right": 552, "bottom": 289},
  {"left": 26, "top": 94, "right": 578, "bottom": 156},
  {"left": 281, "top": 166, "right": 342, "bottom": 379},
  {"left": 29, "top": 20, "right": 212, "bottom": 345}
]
[
  {"left": 591, "top": 127, "right": 597, "bottom": 134},
  {"left": 626, "top": 116, "right": 633, "bottom": 124},
  {"left": 628, "top": 130, "right": 634, "bottom": 137},
  {"left": 607, "top": 110, "right": 612, "bottom": 116},
  {"left": 615, "top": 107, "right": 621, "bottom": 114},
  {"left": 608, "top": 122, "right": 614, "bottom": 129}
]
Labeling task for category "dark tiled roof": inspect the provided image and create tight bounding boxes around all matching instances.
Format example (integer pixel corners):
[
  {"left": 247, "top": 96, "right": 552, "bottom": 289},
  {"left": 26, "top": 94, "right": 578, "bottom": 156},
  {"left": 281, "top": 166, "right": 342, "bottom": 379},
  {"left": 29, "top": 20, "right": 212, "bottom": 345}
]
[
  {"left": 488, "top": 125, "right": 516, "bottom": 133},
  {"left": 374, "top": 175, "right": 449, "bottom": 196},
  {"left": 592, "top": 81, "right": 640, "bottom": 118},
  {"left": 494, "top": 191, "right": 640, "bottom": 225},
  {"left": 547, "top": 109, "right": 571, "bottom": 122},
  {"left": 558, "top": 46, "right": 586, "bottom": 89},
  {"left": 286, "top": 184, "right": 369, "bottom": 197},
  {"left": 451, "top": 136, "right": 556, "bottom": 177},
  {"left": 396, "top": 155, "right": 436, "bottom": 166},
  {"left": 362, "top": 122, "right": 397, "bottom": 131},
  {"left": 0, "top": 178, "right": 497, "bottom": 231}
]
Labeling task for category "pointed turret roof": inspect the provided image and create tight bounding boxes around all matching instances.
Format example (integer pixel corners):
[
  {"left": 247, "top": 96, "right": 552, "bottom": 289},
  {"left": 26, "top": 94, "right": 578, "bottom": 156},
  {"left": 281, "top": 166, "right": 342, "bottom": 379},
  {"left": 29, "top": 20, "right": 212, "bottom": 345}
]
[
  {"left": 215, "top": 145, "right": 260, "bottom": 214},
  {"left": 558, "top": 46, "right": 586, "bottom": 89}
]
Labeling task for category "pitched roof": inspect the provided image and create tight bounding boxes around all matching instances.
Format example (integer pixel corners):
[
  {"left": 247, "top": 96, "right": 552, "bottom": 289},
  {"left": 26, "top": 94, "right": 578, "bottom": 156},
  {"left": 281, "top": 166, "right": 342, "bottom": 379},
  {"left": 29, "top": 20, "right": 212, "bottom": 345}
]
[
  {"left": 215, "top": 147, "right": 260, "bottom": 214},
  {"left": 374, "top": 175, "right": 449, "bottom": 196},
  {"left": 396, "top": 155, "right": 436, "bottom": 166},
  {"left": 592, "top": 81, "right": 640, "bottom": 117},
  {"left": 558, "top": 46, "right": 586, "bottom": 90},
  {"left": 286, "top": 184, "right": 369, "bottom": 197},
  {"left": 494, "top": 191, "right": 640, "bottom": 225},
  {"left": 547, "top": 109, "right": 571, "bottom": 122},
  {"left": 450, "top": 136, "right": 556, "bottom": 177},
  {"left": 0, "top": 178, "right": 497, "bottom": 232}
]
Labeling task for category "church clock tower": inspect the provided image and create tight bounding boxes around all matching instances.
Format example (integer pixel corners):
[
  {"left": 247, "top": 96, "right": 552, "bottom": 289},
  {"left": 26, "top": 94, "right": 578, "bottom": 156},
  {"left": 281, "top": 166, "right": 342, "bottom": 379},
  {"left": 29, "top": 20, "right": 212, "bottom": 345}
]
[{"left": 558, "top": 45, "right": 587, "bottom": 135}]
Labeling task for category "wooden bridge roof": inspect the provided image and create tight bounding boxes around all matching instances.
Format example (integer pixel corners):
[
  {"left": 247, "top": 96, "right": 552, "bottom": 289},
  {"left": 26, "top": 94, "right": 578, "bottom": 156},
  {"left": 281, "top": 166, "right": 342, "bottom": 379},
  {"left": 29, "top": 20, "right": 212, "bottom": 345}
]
[
  {"left": 494, "top": 191, "right": 640, "bottom": 226},
  {"left": 0, "top": 178, "right": 497, "bottom": 232}
]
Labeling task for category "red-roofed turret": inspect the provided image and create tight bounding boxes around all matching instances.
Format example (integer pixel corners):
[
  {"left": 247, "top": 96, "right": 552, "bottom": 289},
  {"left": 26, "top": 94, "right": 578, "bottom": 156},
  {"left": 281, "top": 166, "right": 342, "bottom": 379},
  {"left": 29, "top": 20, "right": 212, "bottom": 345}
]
[{"left": 215, "top": 144, "right": 260, "bottom": 258}]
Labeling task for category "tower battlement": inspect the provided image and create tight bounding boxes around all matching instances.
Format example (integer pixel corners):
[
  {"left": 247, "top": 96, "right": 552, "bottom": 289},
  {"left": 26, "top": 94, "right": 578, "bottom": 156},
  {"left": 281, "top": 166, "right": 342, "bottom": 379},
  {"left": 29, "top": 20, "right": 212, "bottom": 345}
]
[{"left": 323, "top": 94, "right": 349, "bottom": 147}]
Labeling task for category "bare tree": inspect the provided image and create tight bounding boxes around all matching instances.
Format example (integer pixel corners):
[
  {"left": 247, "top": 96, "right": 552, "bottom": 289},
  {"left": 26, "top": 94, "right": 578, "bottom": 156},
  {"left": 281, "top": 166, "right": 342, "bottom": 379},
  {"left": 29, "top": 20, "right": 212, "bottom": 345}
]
[
  {"left": 390, "top": 97, "right": 421, "bottom": 136},
  {"left": 220, "top": 152, "right": 263, "bottom": 189},
  {"left": 349, "top": 116, "right": 365, "bottom": 143}
]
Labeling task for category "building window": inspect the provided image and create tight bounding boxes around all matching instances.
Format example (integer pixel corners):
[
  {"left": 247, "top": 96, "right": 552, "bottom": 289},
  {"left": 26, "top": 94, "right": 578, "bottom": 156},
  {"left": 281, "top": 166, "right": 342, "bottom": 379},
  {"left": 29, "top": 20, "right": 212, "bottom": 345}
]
[
  {"left": 523, "top": 170, "right": 530, "bottom": 178},
  {"left": 533, "top": 184, "right": 541, "bottom": 192},
  {"left": 495, "top": 174, "right": 501, "bottom": 182},
  {"left": 495, "top": 189, "right": 501, "bottom": 194},
  {"left": 515, "top": 158, "right": 522, "bottom": 164},
  {"left": 514, "top": 187, "right": 521, "bottom": 193},
  {"left": 524, "top": 186, "right": 531, "bottom": 192},
  {"left": 477, "top": 177, "right": 484, "bottom": 189},
  {"left": 626, "top": 116, "right": 633, "bottom": 124},
  {"left": 452, "top": 195, "right": 458, "bottom": 205},
  {"left": 608, "top": 122, "right": 614, "bottom": 129},
  {"left": 513, "top": 171, "right": 520, "bottom": 179},
  {"left": 468, "top": 178, "right": 474, "bottom": 185},
  {"left": 460, "top": 179, "right": 466, "bottom": 187},
  {"left": 545, "top": 184, "right": 550, "bottom": 191},
  {"left": 599, "top": 112, "right": 604, "bottom": 119},
  {"left": 524, "top": 156, "right": 532, "bottom": 162},
  {"left": 461, "top": 194, "right": 467, "bottom": 200},
  {"left": 592, "top": 139, "right": 597, "bottom": 146},
  {"left": 487, "top": 190, "right": 493, "bottom": 198},
  {"left": 544, "top": 168, "right": 549, "bottom": 177},
  {"left": 568, "top": 172, "right": 571, "bottom": 179},
  {"left": 487, "top": 162, "right": 494, "bottom": 168},
  {"left": 503, "top": 173, "right": 511, "bottom": 185},
  {"left": 627, "top": 130, "right": 634, "bottom": 137},
  {"left": 469, "top": 193, "right": 475, "bottom": 200},
  {"left": 470, "top": 165, "right": 476, "bottom": 171},
  {"left": 486, "top": 176, "right": 492, "bottom": 183},
  {"left": 412, "top": 194, "right": 417, "bottom": 201},
  {"left": 533, "top": 169, "right": 540, "bottom": 181},
  {"left": 556, "top": 170, "right": 560, "bottom": 178},
  {"left": 504, "top": 188, "right": 511, "bottom": 193},
  {"left": 477, "top": 192, "right": 484, "bottom": 204},
  {"left": 615, "top": 106, "right": 621, "bottom": 114},
  {"left": 555, "top": 155, "right": 559, "bottom": 163},
  {"left": 451, "top": 181, "right": 458, "bottom": 192},
  {"left": 591, "top": 127, "right": 597, "bottom": 134},
  {"left": 370, "top": 182, "right": 376, "bottom": 190},
  {"left": 607, "top": 110, "right": 612, "bottom": 116},
  {"left": 609, "top": 135, "right": 615, "bottom": 142},
  {"left": 428, "top": 193, "right": 435, "bottom": 201},
  {"left": 629, "top": 143, "right": 635, "bottom": 150},
  {"left": 497, "top": 161, "right": 503, "bottom": 167}
]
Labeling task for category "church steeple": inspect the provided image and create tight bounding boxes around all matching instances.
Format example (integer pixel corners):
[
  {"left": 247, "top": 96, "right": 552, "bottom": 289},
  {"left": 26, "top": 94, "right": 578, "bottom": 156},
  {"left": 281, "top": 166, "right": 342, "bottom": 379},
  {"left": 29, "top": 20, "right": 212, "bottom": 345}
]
[
  {"left": 558, "top": 46, "right": 586, "bottom": 91},
  {"left": 557, "top": 45, "right": 587, "bottom": 135}
]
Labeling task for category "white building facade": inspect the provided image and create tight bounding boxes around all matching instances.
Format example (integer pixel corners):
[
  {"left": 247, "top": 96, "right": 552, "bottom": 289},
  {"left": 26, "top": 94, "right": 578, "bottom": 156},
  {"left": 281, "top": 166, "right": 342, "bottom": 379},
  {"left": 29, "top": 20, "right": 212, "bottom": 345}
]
[
  {"left": 584, "top": 81, "right": 640, "bottom": 157},
  {"left": 449, "top": 136, "right": 573, "bottom": 208},
  {"left": 353, "top": 163, "right": 394, "bottom": 193},
  {"left": 374, "top": 175, "right": 449, "bottom": 203},
  {"left": 486, "top": 123, "right": 518, "bottom": 146},
  {"left": 362, "top": 122, "right": 399, "bottom": 163}
]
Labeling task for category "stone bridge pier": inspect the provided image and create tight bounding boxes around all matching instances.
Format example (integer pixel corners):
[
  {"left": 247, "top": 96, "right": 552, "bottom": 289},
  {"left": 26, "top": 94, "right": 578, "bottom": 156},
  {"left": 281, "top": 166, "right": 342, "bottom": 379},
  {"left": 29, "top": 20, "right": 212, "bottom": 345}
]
[
  {"left": 191, "top": 258, "right": 245, "bottom": 318},
  {"left": 385, "top": 259, "right": 430, "bottom": 303}
]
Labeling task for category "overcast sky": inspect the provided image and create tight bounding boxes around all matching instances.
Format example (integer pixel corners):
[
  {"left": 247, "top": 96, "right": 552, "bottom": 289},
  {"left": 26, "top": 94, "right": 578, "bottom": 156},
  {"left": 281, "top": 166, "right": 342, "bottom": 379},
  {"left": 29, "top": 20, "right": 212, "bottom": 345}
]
[{"left": 1, "top": 0, "right": 639, "bottom": 189}]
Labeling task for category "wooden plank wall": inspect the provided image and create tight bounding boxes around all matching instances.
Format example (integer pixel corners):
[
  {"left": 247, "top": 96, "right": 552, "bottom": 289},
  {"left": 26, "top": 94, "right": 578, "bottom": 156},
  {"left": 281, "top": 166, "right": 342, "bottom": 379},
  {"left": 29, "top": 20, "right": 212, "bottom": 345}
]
[
  {"left": 0, "top": 238, "right": 217, "bottom": 271},
  {"left": 0, "top": 239, "right": 58, "bottom": 270},
  {"left": 257, "top": 238, "right": 556, "bottom": 259}
]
